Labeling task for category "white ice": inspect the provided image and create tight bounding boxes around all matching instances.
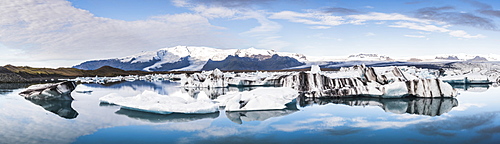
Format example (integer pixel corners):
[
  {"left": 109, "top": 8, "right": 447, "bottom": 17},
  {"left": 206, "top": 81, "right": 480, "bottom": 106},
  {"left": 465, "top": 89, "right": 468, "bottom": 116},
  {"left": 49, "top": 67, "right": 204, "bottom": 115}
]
[
  {"left": 215, "top": 87, "right": 299, "bottom": 111},
  {"left": 99, "top": 90, "right": 219, "bottom": 114}
]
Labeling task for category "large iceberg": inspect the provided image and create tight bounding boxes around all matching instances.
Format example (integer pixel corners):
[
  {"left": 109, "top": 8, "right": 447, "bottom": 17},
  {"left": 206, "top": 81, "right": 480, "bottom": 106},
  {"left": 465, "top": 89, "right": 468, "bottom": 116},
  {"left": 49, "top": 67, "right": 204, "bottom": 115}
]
[
  {"left": 440, "top": 62, "right": 500, "bottom": 84},
  {"left": 280, "top": 65, "right": 457, "bottom": 98},
  {"left": 215, "top": 87, "right": 299, "bottom": 111},
  {"left": 19, "top": 81, "right": 77, "bottom": 100},
  {"left": 99, "top": 90, "right": 219, "bottom": 114},
  {"left": 180, "top": 68, "right": 228, "bottom": 88}
]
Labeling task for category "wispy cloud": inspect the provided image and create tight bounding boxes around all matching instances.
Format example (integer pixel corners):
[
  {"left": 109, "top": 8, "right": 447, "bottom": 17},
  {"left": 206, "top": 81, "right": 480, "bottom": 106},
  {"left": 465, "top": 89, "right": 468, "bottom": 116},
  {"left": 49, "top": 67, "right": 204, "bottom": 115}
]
[
  {"left": 390, "top": 22, "right": 485, "bottom": 38},
  {"left": 269, "top": 11, "right": 344, "bottom": 26},
  {"left": 464, "top": 0, "right": 500, "bottom": 18},
  {"left": 322, "top": 7, "right": 363, "bottom": 15},
  {"left": 0, "top": 0, "right": 236, "bottom": 66},
  {"left": 414, "top": 6, "right": 497, "bottom": 30},
  {"left": 404, "top": 35, "right": 426, "bottom": 38}
]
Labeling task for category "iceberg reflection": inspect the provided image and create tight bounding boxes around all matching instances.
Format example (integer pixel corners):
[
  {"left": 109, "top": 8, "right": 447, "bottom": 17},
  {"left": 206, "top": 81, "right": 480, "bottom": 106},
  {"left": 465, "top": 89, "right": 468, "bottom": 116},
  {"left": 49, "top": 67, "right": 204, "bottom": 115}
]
[
  {"left": 115, "top": 108, "right": 219, "bottom": 123},
  {"left": 299, "top": 96, "right": 458, "bottom": 116},
  {"left": 226, "top": 102, "right": 299, "bottom": 124},
  {"left": 27, "top": 99, "right": 78, "bottom": 119},
  {"left": 450, "top": 83, "right": 491, "bottom": 92}
]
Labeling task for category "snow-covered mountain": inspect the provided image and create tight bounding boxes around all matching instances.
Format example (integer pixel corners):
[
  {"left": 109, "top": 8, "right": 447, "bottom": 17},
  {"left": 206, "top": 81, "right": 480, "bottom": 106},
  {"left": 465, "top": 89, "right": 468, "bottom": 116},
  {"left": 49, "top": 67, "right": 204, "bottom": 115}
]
[
  {"left": 73, "top": 46, "right": 500, "bottom": 71},
  {"left": 73, "top": 46, "right": 307, "bottom": 71}
]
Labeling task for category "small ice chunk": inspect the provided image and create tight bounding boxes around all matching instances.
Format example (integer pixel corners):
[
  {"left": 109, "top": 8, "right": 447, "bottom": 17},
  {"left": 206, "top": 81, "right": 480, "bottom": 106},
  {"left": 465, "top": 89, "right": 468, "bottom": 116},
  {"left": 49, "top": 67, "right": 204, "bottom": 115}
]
[{"left": 310, "top": 65, "right": 321, "bottom": 73}]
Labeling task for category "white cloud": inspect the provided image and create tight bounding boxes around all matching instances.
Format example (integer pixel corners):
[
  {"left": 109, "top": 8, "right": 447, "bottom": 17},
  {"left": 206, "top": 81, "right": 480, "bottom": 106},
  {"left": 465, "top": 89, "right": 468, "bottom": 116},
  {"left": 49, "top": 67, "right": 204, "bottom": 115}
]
[
  {"left": 0, "top": 0, "right": 235, "bottom": 67},
  {"left": 270, "top": 10, "right": 485, "bottom": 40},
  {"left": 191, "top": 5, "right": 238, "bottom": 19},
  {"left": 449, "top": 30, "right": 486, "bottom": 38},
  {"left": 365, "top": 32, "right": 376, "bottom": 36},
  {"left": 404, "top": 35, "right": 426, "bottom": 38},
  {"left": 347, "top": 12, "right": 431, "bottom": 24},
  {"left": 390, "top": 22, "right": 486, "bottom": 39},
  {"left": 389, "top": 22, "right": 450, "bottom": 32},
  {"left": 269, "top": 11, "right": 344, "bottom": 26},
  {"left": 309, "top": 26, "right": 331, "bottom": 29}
]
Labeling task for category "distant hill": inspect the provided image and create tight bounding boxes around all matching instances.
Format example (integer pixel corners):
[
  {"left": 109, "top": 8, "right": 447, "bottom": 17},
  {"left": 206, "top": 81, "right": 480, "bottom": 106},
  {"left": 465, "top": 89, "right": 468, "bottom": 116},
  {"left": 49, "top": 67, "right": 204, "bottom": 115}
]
[{"left": 0, "top": 65, "right": 152, "bottom": 82}]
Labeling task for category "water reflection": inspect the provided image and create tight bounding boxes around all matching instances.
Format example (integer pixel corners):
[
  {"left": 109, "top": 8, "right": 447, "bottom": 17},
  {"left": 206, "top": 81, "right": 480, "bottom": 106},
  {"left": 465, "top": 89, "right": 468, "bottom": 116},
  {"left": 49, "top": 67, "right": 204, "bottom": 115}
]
[
  {"left": 299, "top": 96, "right": 458, "bottom": 116},
  {"left": 84, "top": 80, "right": 180, "bottom": 95},
  {"left": 226, "top": 101, "right": 299, "bottom": 124},
  {"left": 0, "top": 83, "right": 30, "bottom": 95},
  {"left": 27, "top": 99, "right": 78, "bottom": 119},
  {"left": 115, "top": 108, "right": 219, "bottom": 123},
  {"left": 182, "top": 87, "right": 260, "bottom": 99},
  {"left": 450, "top": 83, "right": 491, "bottom": 92}
]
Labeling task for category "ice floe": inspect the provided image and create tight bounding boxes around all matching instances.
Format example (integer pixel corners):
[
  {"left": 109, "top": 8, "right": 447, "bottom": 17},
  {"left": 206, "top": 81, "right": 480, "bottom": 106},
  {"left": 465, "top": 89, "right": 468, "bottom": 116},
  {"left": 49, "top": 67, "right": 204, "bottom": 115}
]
[
  {"left": 215, "top": 87, "right": 299, "bottom": 111},
  {"left": 99, "top": 90, "right": 219, "bottom": 114}
]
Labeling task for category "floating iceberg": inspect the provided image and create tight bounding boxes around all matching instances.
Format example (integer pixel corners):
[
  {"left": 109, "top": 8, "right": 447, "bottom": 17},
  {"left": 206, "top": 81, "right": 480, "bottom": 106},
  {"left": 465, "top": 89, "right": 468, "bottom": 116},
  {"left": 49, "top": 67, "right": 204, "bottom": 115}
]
[
  {"left": 280, "top": 65, "right": 457, "bottom": 98},
  {"left": 74, "top": 84, "right": 93, "bottom": 93},
  {"left": 181, "top": 68, "right": 228, "bottom": 88},
  {"left": 99, "top": 90, "right": 219, "bottom": 114},
  {"left": 227, "top": 71, "right": 287, "bottom": 87},
  {"left": 440, "top": 62, "right": 500, "bottom": 84},
  {"left": 310, "top": 65, "right": 321, "bottom": 73},
  {"left": 215, "top": 87, "right": 299, "bottom": 111},
  {"left": 19, "top": 81, "right": 77, "bottom": 100}
]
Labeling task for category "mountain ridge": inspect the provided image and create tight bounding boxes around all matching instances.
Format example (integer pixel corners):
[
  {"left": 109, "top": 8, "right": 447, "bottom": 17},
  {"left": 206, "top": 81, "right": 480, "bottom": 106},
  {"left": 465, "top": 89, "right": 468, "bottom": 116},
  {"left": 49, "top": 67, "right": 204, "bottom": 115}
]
[{"left": 73, "top": 46, "right": 500, "bottom": 71}]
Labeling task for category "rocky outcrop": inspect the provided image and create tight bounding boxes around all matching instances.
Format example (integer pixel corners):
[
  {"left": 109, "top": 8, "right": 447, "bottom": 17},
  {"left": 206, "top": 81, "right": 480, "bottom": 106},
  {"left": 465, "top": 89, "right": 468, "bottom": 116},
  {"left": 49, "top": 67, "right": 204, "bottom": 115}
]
[
  {"left": 201, "top": 54, "right": 304, "bottom": 71},
  {"left": 0, "top": 67, "right": 29, "bottom": 82},
  {"left": 19, "top": 81, "right": 77, "bottom": 100}
]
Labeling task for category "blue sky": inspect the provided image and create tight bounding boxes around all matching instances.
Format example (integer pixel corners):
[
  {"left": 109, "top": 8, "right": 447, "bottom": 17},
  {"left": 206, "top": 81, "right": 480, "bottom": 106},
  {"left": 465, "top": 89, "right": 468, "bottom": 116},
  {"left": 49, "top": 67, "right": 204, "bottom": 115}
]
[{"left": 0, "top": 0, "right": 499, "bottom": 67}]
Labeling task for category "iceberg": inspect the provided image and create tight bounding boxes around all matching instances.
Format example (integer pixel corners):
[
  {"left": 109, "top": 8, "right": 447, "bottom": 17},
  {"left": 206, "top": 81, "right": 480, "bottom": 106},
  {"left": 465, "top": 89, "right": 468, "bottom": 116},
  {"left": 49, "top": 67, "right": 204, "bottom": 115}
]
[
  {"left": 99, "top": 90, "right": 219, "bottom": 114},
  {"left": 280, "top": 65, "right": 457, "bottom": 98},
  {"left": 181, "top": 68, "right": 228, "bottom": 88},
  {"left": 227, "top": 71, "right": 287, "bottom": 87},
  {"left": 215, "top": 87, "right": 299, "bottom": 111},
  {"left": 19, "top": 81, "right": 77, "bottom": 100},
  {"left": 74, "top": 84, "right": 93, "bottom": 93}
]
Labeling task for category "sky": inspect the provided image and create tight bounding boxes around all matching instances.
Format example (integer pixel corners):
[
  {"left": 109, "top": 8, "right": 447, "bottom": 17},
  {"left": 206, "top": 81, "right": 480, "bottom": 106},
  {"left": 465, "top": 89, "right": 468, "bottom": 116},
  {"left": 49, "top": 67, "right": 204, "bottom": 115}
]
[{"left": 0, "top": 0, "right": 499, "bottom": 67}]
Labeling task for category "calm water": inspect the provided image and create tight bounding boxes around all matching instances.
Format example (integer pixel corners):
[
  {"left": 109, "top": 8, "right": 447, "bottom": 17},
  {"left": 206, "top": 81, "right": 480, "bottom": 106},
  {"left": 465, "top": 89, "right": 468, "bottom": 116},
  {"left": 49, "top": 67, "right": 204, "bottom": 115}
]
[{"left": 1, "top": 81, "right": 500, "bottom": 144}]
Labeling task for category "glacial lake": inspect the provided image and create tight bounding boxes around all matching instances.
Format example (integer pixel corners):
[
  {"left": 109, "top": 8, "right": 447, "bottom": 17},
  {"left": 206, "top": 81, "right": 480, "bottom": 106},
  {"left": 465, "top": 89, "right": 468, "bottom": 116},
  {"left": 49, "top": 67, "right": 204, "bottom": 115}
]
[{"left": 1, "top": 80, "right": 500, "bottom": 144}]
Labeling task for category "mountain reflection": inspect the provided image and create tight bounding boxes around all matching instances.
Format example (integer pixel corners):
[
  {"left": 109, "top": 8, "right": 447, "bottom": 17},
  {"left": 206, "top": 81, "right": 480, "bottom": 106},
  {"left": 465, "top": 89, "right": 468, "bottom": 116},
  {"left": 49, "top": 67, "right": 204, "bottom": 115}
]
[
  {"left": 299, "top": 96, "right": 458, "bottom": 116},
  {"left": 27, "top": 99, "right": 78, "bottom": 119},
  {"left": 115, "top": 108, "right": 219, "bottom": 123}
]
